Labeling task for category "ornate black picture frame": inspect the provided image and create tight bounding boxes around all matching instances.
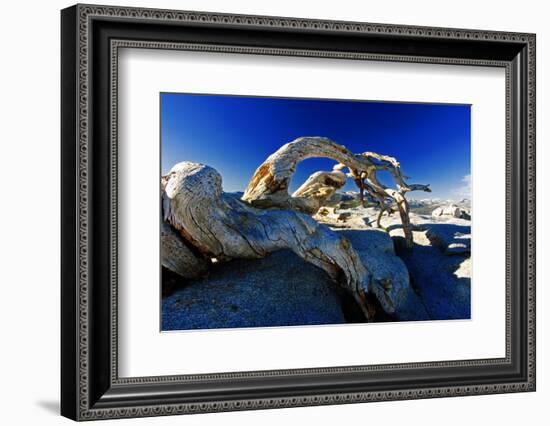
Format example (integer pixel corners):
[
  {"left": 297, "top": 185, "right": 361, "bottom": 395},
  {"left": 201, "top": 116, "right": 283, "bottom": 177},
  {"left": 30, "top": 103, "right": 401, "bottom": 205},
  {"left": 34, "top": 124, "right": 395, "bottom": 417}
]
[{"left": 61, "top": 4, "right": 536, "bottom": 421}]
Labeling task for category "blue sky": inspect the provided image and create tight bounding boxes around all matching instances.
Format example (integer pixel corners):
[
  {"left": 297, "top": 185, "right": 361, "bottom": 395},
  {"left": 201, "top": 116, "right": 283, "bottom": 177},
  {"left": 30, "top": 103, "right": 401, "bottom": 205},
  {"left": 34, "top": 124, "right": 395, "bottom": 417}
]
[{"left": 161, "top": 93, "right": 471, "bottom": 200}]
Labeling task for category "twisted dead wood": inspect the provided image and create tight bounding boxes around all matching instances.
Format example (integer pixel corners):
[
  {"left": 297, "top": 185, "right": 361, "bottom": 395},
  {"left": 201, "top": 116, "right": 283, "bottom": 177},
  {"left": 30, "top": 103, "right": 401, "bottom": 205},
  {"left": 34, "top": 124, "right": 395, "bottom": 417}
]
[
  {"left": 161, "top": 220, "right": 209, "bottom": 279},
  {"left": 161, "top": 161, "right": 403, "bottom": 316},
  {"left": 242, "top": 137, "right": 431, "bottom": 247},
  {"left": 242, "top": 137, "right": 372, "bottom": 213}
]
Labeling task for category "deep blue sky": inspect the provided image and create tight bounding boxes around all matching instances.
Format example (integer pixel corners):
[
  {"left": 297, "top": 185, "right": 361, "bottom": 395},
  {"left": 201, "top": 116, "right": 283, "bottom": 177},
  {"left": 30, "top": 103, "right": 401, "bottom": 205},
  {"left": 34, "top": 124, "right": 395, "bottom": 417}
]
[{"left": 161, "top": 93, "right": 471, "bottom": 200}]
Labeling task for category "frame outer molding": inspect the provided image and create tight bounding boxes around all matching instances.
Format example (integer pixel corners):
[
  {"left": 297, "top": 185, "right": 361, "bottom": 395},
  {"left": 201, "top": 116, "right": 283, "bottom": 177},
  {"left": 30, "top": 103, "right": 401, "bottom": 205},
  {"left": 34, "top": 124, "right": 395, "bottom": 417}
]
[{"left": 61, "top": 3, "right": 536, "bottom": 421}]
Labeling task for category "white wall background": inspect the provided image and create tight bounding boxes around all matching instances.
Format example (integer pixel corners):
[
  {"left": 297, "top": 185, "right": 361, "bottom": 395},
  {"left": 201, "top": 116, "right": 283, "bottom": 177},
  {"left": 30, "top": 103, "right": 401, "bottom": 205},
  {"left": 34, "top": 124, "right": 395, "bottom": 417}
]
[{"left": 0, "top": 0, "right": 546, "bottom": 424}]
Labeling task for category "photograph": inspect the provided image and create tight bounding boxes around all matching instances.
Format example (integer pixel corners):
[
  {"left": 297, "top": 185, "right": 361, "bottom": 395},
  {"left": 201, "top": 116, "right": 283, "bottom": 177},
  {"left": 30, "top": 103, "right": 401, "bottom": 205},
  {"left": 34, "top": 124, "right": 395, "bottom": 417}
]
[
  {"left": 160, "top": 93, "right": 472, "bottom": 331},
  {"left": 57, "top": 3, "right": 536, "bottom": 421}
]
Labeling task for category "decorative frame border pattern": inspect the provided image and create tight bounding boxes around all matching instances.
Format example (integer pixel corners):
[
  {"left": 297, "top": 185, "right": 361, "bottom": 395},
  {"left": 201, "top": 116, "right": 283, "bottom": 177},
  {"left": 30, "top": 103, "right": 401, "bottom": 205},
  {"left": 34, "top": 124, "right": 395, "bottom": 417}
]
[{"left": 61, "top": 3, "right": 536, "bottom": 421}]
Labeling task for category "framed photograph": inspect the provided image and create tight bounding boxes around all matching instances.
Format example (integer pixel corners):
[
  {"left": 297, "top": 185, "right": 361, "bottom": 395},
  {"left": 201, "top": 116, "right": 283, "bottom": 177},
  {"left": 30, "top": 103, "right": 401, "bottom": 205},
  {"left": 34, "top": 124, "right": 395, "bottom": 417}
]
[{"left": 61, "top": 4, "right": 536, "bottom": 421}]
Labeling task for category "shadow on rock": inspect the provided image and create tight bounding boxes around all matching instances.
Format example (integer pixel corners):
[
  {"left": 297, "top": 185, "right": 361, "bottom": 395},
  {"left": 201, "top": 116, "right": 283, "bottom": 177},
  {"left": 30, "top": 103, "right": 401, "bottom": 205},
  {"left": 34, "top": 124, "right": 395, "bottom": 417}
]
[
  {"left": 421, "top": 223, "right": 471, "bottom": 255},
  {"left": 336, "top": 229, "right": 431, "bottom": 322},
  {"left": 162, "top": 250, "right": 348, "bottom": 331},
  {"left": 395, "top": 230, "right": 471, "bottom": 321}
]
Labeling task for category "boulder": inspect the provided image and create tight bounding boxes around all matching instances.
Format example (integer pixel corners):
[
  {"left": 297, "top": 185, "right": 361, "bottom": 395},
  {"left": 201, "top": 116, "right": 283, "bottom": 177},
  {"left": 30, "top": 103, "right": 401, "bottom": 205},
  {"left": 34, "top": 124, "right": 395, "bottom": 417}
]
[
  {"left": 431, "top": 206, "right": 443, "bottom": 218},
  {"left": 432, "top": 204, "right": 460, "bottom": 219},
  {"left": 432, "top": 204, "right": 470, "bottom": 220},
  {"left": 162, "top": 250, "right": 346, "bottom": 331},
  {"left": 459, "top": 209, "right": 471, "bottom": 220},
  {"left": 444, "top": 204, "right": 462, "bottom": 217}
]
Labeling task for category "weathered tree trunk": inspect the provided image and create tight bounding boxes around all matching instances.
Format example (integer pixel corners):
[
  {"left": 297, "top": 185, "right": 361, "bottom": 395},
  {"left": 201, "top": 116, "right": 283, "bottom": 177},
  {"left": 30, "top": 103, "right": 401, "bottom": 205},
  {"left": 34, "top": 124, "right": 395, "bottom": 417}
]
[
  {"left": 162, "top": 161, "right": 403, "bottom": 316},
  {"left": 242, "top": 137, "right": 372, "bottom": 213},
  {"left": 359, "top": 152, "right": 430, "bottom": 247},
  {"left": 242, "top": 137, "right": 431, "bottom": 247},
  {"left": 161, "top": 220, "right": 209, "bottom": 279}
]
